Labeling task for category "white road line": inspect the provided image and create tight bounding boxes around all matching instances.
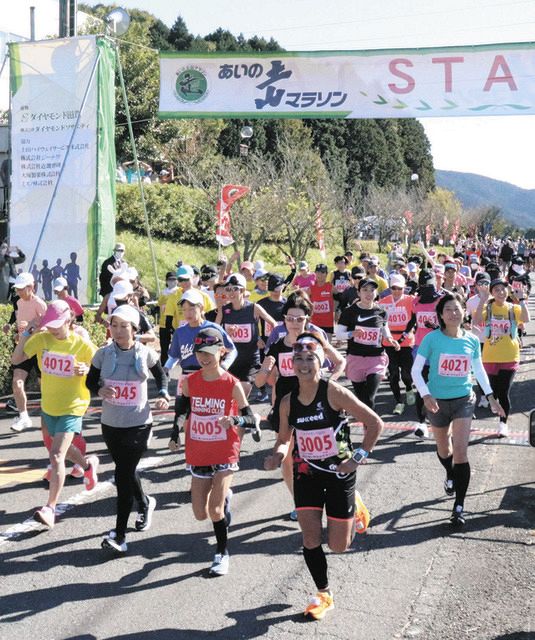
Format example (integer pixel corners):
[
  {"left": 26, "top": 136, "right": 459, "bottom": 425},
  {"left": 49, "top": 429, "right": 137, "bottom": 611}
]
[{"left": 0, "top": 455, "right": 166, "bottom": 548}]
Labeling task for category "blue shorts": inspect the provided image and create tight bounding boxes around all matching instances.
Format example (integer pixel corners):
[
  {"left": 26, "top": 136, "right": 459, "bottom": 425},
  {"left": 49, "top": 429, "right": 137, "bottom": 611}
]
[{"left": 42, "top": 412, "right": 83, "bottom": 436}]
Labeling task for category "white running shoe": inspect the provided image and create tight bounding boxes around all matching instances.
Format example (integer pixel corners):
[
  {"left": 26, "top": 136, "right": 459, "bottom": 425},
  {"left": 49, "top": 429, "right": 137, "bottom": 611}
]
[
  {"left": 478, "top": 396, "right": 489, "bottom": 408},
  {"left": 393, "top": 403, "right": 405, "bottom": 415},
  {"left": 414, "top": 423, "right": 429, "bottom": 439},
  {"left": 406, "top": 390, "right": 416, "bottom": 406},
  {"left": 11, "top": 415, "right": 32, "bottom": 432},
  {"left": 209, "top": 552, "right": 230, "bottom": 576},
  {"left": 498, "top": 421, "right": 509, "bottom": 438}
]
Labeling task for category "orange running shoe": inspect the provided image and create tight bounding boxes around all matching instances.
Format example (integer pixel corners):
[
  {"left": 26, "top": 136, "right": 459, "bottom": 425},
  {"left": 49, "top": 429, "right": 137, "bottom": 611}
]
[
  {"left": 355, "top": 490, "right": 370, "bottom": 534},
  {"left": 304, "top": 592, "right": 334, "bottom": 620}
]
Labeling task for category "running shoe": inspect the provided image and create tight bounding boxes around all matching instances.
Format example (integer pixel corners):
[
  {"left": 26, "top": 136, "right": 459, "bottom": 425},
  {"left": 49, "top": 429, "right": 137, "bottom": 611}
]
[
  {"left": 224, "top": 489, "right": 233, "bottom": 527},
  {"left": 498, "top": 421, "right": 509, "bottom": 438},
  {"left": 33, "top": 505, "right": 55, "bottom": 528},
  {"left": 209, "top": 552, "right": 230, "bottom": 576},
  {"left": 11, "top": 415, "right": 32, "bottom": 432},
  {"left": 252, "top": 413, "right": 262, "bottom": 443},
  {"left": 101, "top": 533, "right": 127, "bottom": 554},
  {"left": 449, "top": 505, "right": 466, "bottom": 527},
  {"left": 478, "top": 395, "right": 489, "bottom": 408},
  {"left": 259, "top": 392, "right": 270, "bottom": 403},
  {"left": 354, "top": 491, "right": 370, "bottom": 534},
  {"left": 289, "top": 510, "right": 298, "bottom": 522},
  {"left": 83, "top": 456, "right": 99, "bottom": 491},
  {"left": 414, "top": 423, "right": 429, "bottom": 439},
  {"left": 43, "top": 465, "right": 52, "bottom": 482},
  {"left": 444, "top": 478, "right": 455, "bottom": 496},
  {"left": 304, "top": 592, "right": 334, "bottom": 620},
  {"left": 406, "top": 390, "right": 416, "bottom": 406},
  {"left": 135, "top": 495, "right": 157, "bottom": 531},
  {"left": 5, "top": 398, "right": 18, "bottom": 414},
  {"left": 70, "top": 464, "right": 84, "bottom": 479},
  {"left": 393, "top": 402, "right": 405, "bottom": 415}
]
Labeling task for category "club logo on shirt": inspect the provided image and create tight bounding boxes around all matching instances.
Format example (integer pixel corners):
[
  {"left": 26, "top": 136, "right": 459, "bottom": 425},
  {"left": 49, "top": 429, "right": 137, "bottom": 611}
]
[{"left": 191, "top": 397, "right": 225, "bottom": 414}]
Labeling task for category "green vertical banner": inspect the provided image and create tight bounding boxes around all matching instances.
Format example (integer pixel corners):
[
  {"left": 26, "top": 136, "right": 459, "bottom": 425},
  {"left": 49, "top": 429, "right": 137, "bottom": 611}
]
[{"left": 89, "top": 37, "right": 116, "bottom": 303}]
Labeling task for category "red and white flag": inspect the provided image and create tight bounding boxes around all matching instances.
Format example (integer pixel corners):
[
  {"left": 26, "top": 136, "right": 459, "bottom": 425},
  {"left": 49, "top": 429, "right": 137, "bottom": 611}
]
[
  {"left": 215, "top": 184, "right": 250, "bottom": 246},
  {"left": 315, "top": 206, "right": 326, "bottom": 260}
]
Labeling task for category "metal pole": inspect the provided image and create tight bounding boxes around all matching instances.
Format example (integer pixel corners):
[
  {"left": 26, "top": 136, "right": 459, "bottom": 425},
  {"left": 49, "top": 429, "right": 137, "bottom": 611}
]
[
  {"left": 59, "top": 0, "right": 69, "bottom": 38},
  {"left": 29, "top": 49, "right": 101, "bottom": 268},
  {"left": 30, "top": 7, "right": 36, "bottom": 41},
  {"left": 115, "top": 43, "right": 161, "bottom": 296}
]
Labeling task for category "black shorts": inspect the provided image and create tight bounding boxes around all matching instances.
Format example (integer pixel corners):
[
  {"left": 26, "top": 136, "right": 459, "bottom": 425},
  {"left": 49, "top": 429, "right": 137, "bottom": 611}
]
[
  {"left": 293, "top": 465, "right": 356, "bottom": 520},
  {"left": 228, "top": 360, "right": 259, "bottom": 383},
  {"left": 12, "top": 355, "right": 39, "bottom": 374}
]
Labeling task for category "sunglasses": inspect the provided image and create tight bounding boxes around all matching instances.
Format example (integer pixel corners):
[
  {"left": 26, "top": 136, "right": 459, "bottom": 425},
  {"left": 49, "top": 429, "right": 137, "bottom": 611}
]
[
  {"left": 293, "top": 340, "right": 321, "bottom": 353},
  {"left": 225, "top": 285, "right": 243, "bottom": 292},
  {"left": 284, "top": 315, "right": 307, "bottom": 323},
  {"left": 178, "top": 277, "right": 190, "bottom": 282},
  {"left": 194, "top": 335, "right": 221, "bottom": 346}
]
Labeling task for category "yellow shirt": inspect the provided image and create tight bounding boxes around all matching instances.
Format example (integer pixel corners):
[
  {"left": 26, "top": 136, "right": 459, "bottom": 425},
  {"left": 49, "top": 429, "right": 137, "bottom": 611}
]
[
  {"left": 164, "top": 288, "right": 215, "bottom": 329},
  {"left": 248, "top": 289, "right": 269, "bottom": 304},
  {"left": 482, "top": 302, "right": 523, "bottom": 363},
  {"left": 157, "top": 289, "right": 177, "bottom": 328},
  {"left": 24, "top": 331, "right": 96, "bottom": 416},
  {"left": 368, "top": 274, "right": 389, "bottom": 294}
]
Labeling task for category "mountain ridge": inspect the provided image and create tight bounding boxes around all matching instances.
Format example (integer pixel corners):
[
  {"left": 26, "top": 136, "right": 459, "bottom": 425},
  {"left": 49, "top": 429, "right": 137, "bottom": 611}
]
[{"left": 435, "top": 169, "right": 535, "bottom": 229}]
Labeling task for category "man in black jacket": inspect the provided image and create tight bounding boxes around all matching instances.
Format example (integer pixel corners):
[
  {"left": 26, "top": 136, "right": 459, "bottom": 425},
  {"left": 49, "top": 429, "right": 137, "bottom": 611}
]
[{"left": 99, "top": 242, "right": 127, "bottom": 297}]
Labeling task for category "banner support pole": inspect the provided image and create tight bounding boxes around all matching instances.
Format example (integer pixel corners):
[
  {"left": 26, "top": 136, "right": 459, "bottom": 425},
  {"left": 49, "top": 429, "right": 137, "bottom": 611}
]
[{"left": 115, "top": 42, "right": 160, "bottom": 297}]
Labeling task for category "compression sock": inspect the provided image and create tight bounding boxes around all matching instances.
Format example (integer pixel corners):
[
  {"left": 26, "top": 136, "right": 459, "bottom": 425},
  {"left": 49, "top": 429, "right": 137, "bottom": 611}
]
[
  {"left": 437, "top": 453, "right": 454, "bottom": 481},
  {"left": 213, "top": 518, "right": 228, "bottom": 555},
  {"left": 303, "top": 545, "right": 328, "bottom": 591},
  {"left": 452, "top": 462, "right": 471, "bottom": 508}
]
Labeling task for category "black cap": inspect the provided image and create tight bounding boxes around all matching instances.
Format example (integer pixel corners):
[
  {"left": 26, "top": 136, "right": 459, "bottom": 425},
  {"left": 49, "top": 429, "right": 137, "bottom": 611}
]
[
  {"left": 165, "top": 271, "right": 177, "bottom": 280},
  {"left": 268, "top": 273, "right": 285, "bottom": 291},
  {"left": 512, "top": 255, "right": 524, "bottom": 265},
  {"left": 200, "top": 265, "right": 217, "bottom": 279},
  {"left": 358, "top": 278, "right": 379, "bottom": 291},
  {"left": 315, "top": 263, "right": 328, "bottom": 273},
  {"left": 418, "top": 269, "right": 436, "bottom": 287},
  {"left": 351, "top": 266, "right": 365, "bottom": 278},
  {"left": 489, "top": 278, "right": 508, "bottom": 291},
  {"left": 475, "top": 272, "right": 491, "bottom": 284}
]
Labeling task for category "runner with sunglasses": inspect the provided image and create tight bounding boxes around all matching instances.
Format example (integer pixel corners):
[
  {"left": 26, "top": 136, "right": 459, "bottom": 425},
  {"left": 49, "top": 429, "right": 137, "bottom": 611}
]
[
  {"left": 165, "top": 289, "right": 238, "bottom": 443},
  {"left": 86, "top": 304, "right": 170, "bottom": 554},
  {"left": 169, "top": 327, "right": 259, "bottom": 576},
  {"left": 264, "top": 332, "right": 383, "bottom": 620},
  {"left": 336, "top": 278, "right": 399, "bottom": 410},
  {"left": 215, "top": 273, "right": 276, "bottom": 398},
  {"left": 412, "top": 293, "right": 504, "bottom": 526},
  {"left": 256, "top": 292, "right": 345, "bottom": 520}
]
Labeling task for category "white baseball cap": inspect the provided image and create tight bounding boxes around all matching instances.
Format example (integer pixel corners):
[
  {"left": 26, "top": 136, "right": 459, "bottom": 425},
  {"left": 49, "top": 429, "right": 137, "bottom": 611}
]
[
  {"left": 14, "top": 273, "right": 34, "bottom": 289},
  {"left": 389, "top": 274, "right": 406, "bottom": 288},
  {"left": 180, "top": 289, "right": 204, "bottom": 306},
  {"left": 110, "top": 304, "right": 140, "bottom": 328},
  {"left": 53, "top": 277, "right": 68, "bottom": 292}
]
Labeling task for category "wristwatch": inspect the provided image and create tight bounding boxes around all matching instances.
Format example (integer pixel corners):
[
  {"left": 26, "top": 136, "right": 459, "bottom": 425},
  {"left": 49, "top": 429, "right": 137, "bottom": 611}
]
[{"left": 352, "top": 447, "right": 369, "bottom": 464}]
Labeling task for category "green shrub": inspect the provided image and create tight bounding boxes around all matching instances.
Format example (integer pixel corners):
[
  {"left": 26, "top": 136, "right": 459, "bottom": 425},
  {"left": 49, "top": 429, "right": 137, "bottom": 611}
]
[{"left": 116, "top": 183, "right": 214, "bottom": 245}]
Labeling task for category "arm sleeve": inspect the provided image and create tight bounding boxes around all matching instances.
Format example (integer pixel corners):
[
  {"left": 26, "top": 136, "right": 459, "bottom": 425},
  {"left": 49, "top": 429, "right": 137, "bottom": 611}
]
[
  {"left": 335, "top": 323, "right": 352, "bottom": 341},
  {"left": 169, "top": 395, "right": 191, "bottom": 443},
  {"left": 411, "top": 353, "right": 431, "bottom": 397},
  {"left": 149, "top": 361, "right": 169, "bottom": 396},
  {"left": 472, "top": 357, "right": 492, "bottom": 396},
  {"left": 233, "top": 405, "right": 258, "bottom": 429},
  {"left": 85, "top": 364, "right": 101, "bottom": 395}
]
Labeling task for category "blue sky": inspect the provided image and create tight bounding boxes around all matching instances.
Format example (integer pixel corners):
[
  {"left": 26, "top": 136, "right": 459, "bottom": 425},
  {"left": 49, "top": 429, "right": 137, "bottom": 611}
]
[{"left": 114, "top": 0, "right": 535, "bottom": 187}]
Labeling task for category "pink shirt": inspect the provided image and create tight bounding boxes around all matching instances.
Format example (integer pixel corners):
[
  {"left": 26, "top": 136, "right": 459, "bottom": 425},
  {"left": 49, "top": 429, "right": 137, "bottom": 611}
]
[
  {"left": 16, "top": 295, "right": 47, "bottom": 331},
  {"left": 293, "top": 273, "right": 316, "bottom": 290}
]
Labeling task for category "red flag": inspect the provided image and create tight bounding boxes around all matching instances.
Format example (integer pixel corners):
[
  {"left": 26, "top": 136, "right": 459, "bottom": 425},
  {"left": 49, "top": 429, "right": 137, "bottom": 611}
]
[
  {"left": 425, "top": 225, "right": 431, "bottom": 244},
  {"left": 403, "top": 210, "right": 413, "bottom": 226},
  {"left": 215, "top": 184, "right": 249, "bottom": 246},
  {"left": 315, "top": 206, "right": 326, "bottom": 260}
]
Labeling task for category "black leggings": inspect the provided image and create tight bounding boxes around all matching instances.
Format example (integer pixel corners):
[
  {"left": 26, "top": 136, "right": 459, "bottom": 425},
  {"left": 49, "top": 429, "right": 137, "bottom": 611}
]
[
  {"left": 385, "top": 346, "right": 413, "bottom": 403},
  {"left": 487, "top": 369, "right": 516, "bottom": 423},
  {"left": 102, "top": 423, "right": 152, "bottom": 540},
  {"left": 352, "top": 374, "right": 382, "bottom": 410}
]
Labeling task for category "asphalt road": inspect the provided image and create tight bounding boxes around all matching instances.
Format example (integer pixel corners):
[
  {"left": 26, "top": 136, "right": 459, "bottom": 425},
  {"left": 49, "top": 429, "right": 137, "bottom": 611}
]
[{"left": 1, "top": 291, "right": 534, "bottom": 640}]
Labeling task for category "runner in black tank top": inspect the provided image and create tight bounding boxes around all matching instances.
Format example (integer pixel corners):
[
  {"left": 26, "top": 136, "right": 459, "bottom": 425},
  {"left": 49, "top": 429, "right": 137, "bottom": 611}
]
[{"left": 264, "top": 332, "right": 383, "bottom": 621}]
